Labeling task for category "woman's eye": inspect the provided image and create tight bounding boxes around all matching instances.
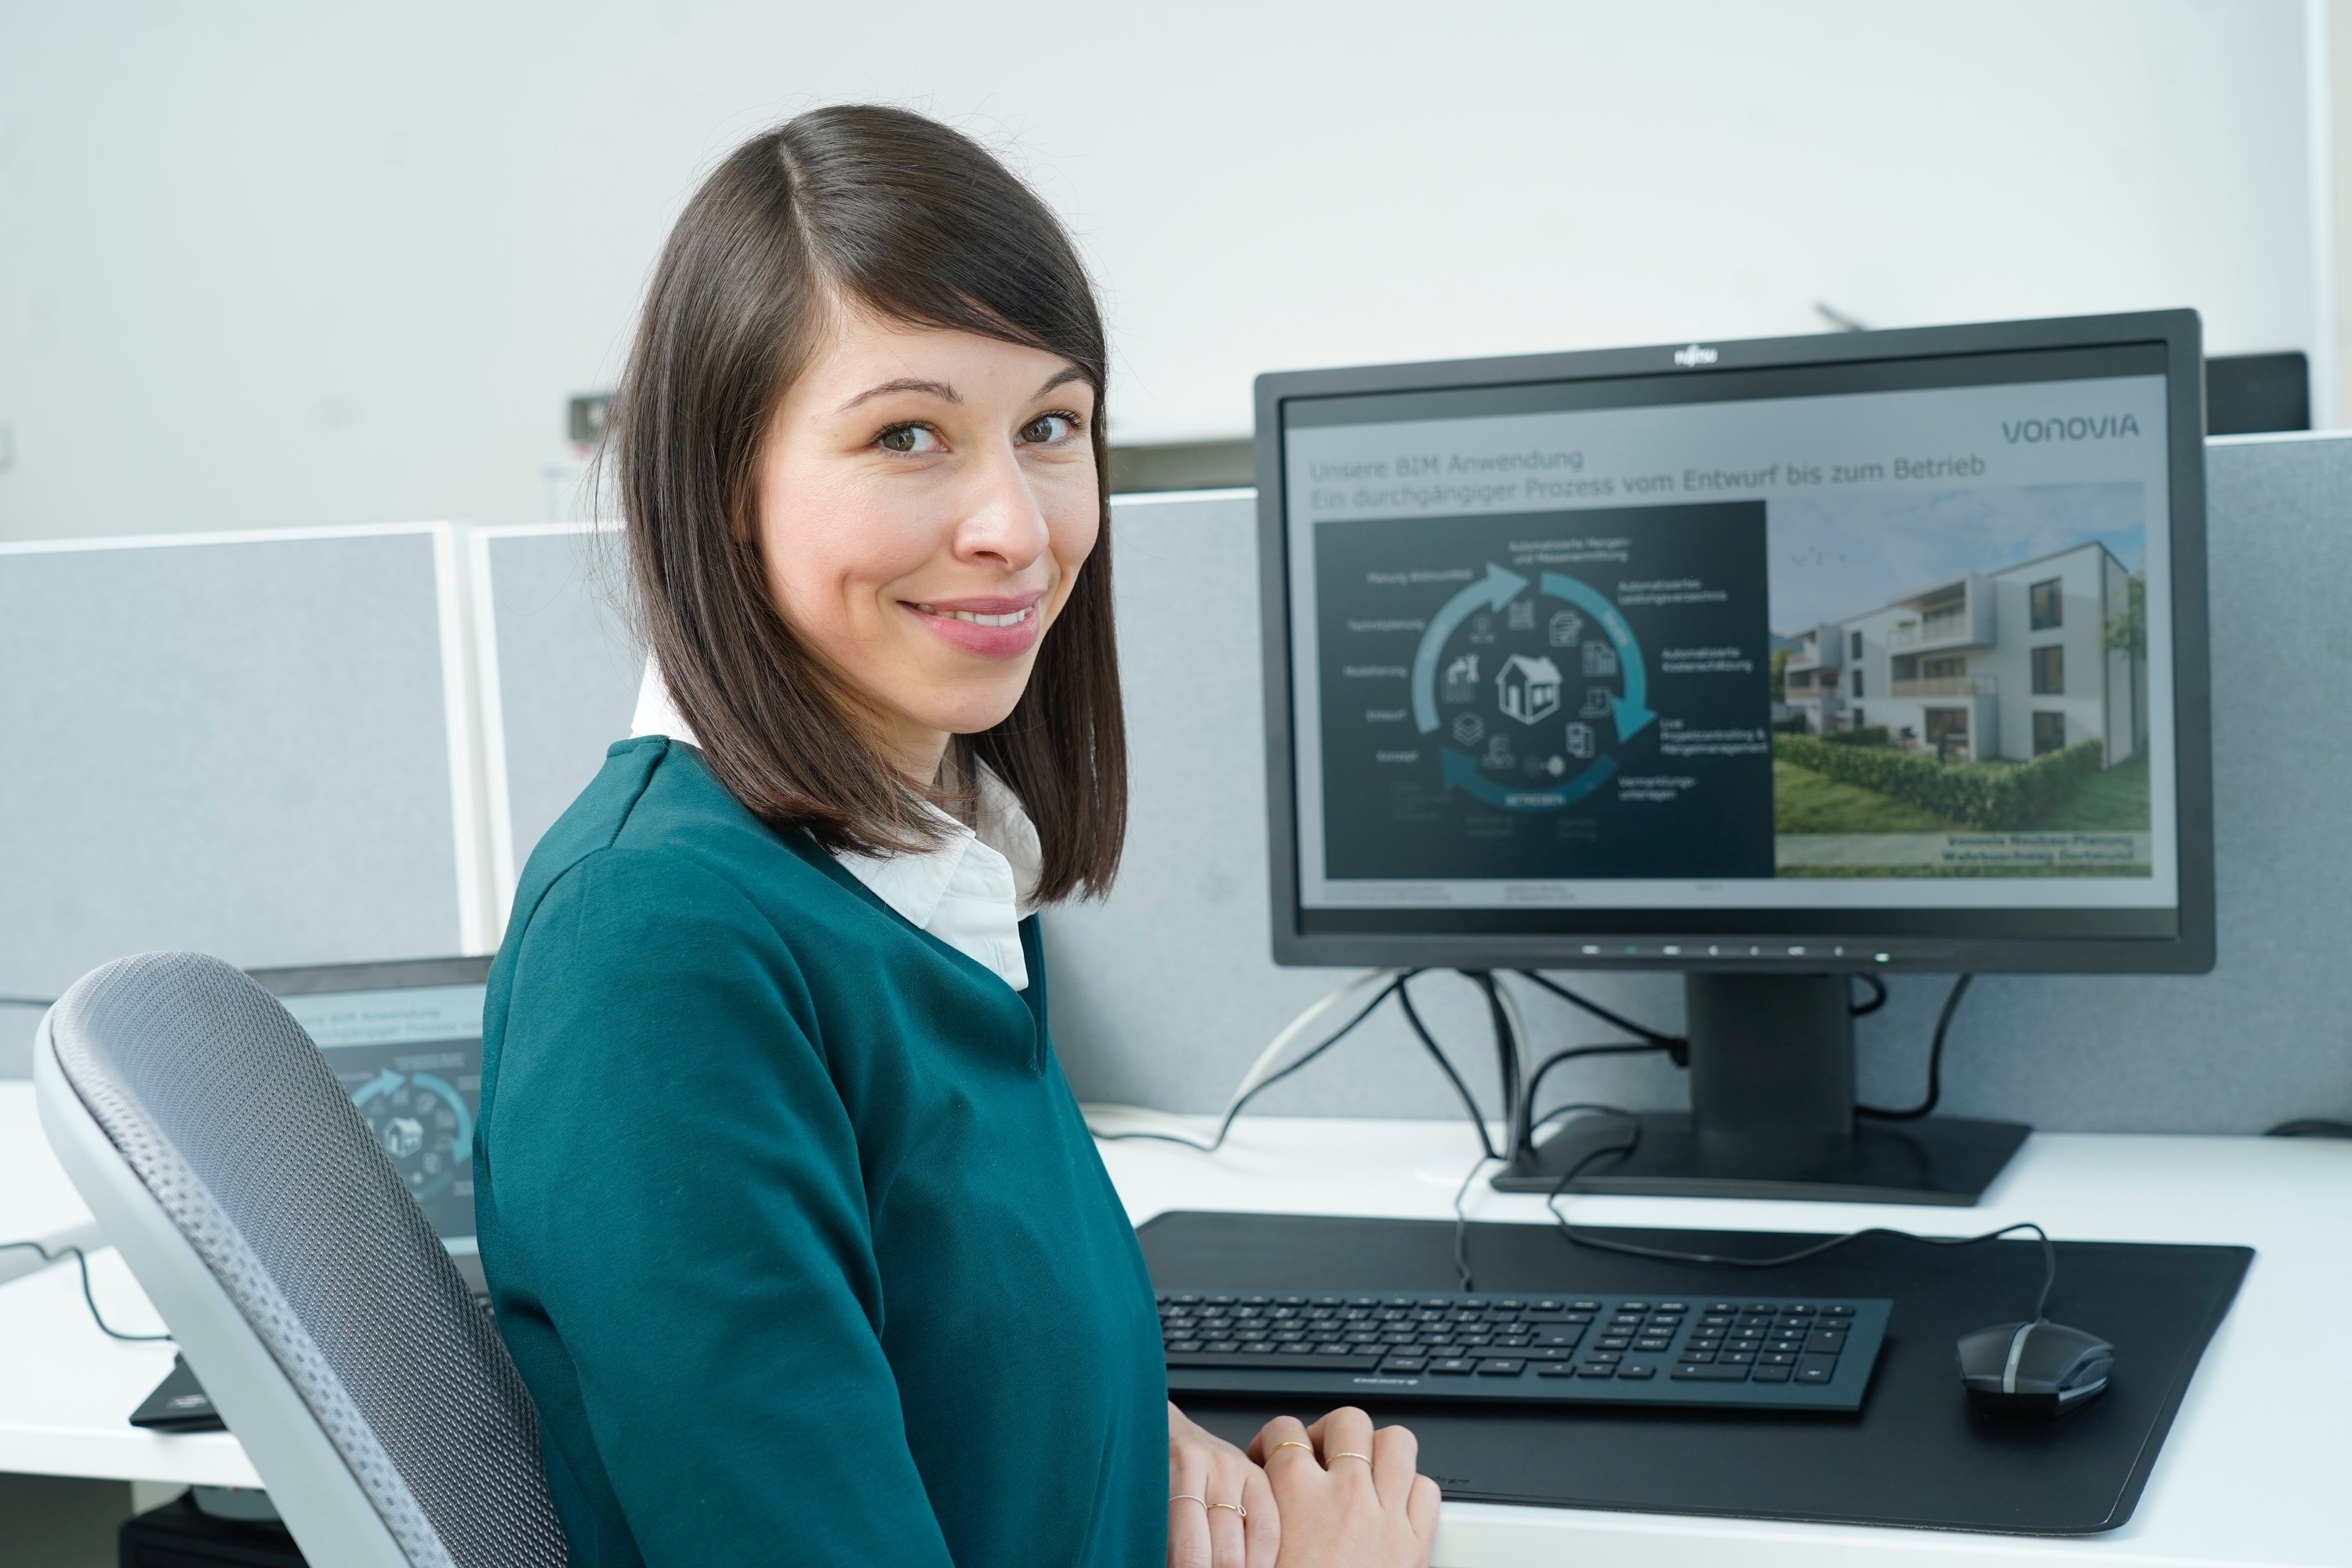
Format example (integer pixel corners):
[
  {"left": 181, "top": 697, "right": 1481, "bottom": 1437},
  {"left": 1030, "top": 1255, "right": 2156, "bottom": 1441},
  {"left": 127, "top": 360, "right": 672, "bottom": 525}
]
[
  {"left": 1018, "top": 412, "right": 1076, "bottom": 445},
  {"left": 877, "top": 423, "right": 942, "bottom": 455}
]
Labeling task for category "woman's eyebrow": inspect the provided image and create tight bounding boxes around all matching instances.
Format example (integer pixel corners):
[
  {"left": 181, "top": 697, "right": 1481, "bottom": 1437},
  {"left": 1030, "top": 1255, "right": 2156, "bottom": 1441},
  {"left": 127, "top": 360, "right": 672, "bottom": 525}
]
[
  {"left": 1033, "top": 365, "right": 1089, "bottom": 398},
  {"left": 837, "top": 376, "right": 960, "bottom": 412}
]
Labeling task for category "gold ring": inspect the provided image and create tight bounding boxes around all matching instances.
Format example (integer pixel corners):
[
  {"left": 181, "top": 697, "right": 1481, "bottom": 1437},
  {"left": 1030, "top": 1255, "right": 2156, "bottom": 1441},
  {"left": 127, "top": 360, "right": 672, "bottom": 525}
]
[
  {"left": 1272, "top": 1439, "right": 1313, "bottom": 1456},
  {"left": 1207, "top": 1501, "right": 1248, "bottom": 1518},
  {"left": 1333, "top": 1450, "right": 1373, "bottom": 1464},
  {"left": 1169, "top": 1494, "right": 1205, "bottom": 1507}
]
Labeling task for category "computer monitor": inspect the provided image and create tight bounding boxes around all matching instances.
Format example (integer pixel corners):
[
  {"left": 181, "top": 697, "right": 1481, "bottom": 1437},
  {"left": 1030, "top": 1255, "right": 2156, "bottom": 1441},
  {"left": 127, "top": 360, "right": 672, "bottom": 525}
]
[
  {"left": 1254, "top": 311, "right": 2213, "bottom": 1203},
  {"left": 250, "top": 956, "right": 492, "bottom": 1290}
]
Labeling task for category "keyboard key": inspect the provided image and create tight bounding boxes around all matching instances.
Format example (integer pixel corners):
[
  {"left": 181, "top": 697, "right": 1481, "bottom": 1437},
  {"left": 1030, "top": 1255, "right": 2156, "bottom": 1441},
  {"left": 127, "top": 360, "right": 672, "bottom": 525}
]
[
  {"left": 1576, "top": 1363, "right": 1616, "bottom": 1378},
  {"left": 1242, "top": 1341, "right": 1276, "bottom": 1354},
  {"left": 1634, "top": 1339, "right": 1675, "bottom": 1353},
  {"left": 1206, "top": 1340, "right": 1240, "bottom": 1354},
  {"left": 1380, "top": 1357, "right": 1427, "bottom": 1374},
  {"left": 1673, "top": 1363, "right": 1750, "bottom": 1381},
  {"left": 1167, "top": 1340, "right": 1203, "bottom": 1353},
  {"left": 1806, "top": 1330, "right": 1849, "bottom": 1355},
  {"left": 1759, "top": 1352, "right": 1797, "bottom": 1366},
  {"left": 1751, "top": 1364, "right": 1792, "bottom": 1382},
  {"left": 1584, "top": 1350, "right": 1622, "bottom": 1364},
  {"left": 1719, "top": 1351, "right": 1756, "bottom": 1366},
  {"left": 1571, "top": 1301, "right": 1602, "bottom": 1312},
  {"left": 1678, "top": 1349, "right": 1715, "bottom": 1363},
  {"left": 1528, "top": 1346, "right": 1572, "bottom": 1359},
  {"left": 1822, "top": 1305, "right": 1855, "bottom": 1317},
  {"left": 1476, "top": 1359, "right": 1526, "bottom": 1376},
  {"left": 1537, "top": 1362, "right": 1577, "bottom": 1377},
  {"left": 1657, "top": 1302, "right": 1690, "bottom": 1313},
  {"left": 1429, "top": 1358, "right": 1476, "bottom": 1375},
  {"left": 1616, "top": 1363, "right": 1657, "bottom": 1380},
  {"left": 1796, "top": 1355, "right": 1839, "bottom": 1384},
  {"left": 1534, "top": 1299, "right": 1564, "bottom": 1312}
]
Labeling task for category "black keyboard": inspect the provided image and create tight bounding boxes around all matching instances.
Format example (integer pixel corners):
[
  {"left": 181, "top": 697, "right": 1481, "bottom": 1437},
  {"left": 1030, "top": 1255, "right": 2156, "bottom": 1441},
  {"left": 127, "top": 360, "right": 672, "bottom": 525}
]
[{"left": 1160, "top": 1290, "right": 1890, "bottom": 1411}]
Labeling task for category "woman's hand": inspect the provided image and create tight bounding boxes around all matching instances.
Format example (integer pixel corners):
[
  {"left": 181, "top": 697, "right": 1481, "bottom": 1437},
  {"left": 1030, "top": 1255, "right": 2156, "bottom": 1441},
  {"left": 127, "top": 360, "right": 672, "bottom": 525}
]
[
  {"left": 1169, "top": 1402, "right": 1280, "bottom": 1568},
  {"left": 1248, "top": 1408, "right": 1438, "bottom": 1568}
]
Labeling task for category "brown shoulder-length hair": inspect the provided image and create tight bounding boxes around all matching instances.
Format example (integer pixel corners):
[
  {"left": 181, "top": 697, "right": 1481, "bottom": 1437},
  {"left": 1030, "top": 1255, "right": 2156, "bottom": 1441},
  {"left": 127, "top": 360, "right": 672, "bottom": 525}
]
[{"left": 610, "top": 105, "right": 1124, "bottom": 902}]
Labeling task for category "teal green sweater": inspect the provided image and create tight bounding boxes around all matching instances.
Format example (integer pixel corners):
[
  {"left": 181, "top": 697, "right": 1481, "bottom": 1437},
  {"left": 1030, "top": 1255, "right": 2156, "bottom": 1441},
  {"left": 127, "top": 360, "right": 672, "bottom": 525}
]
[{"left": 476, "top": 738, "right": 1166, "bottom": 1566}]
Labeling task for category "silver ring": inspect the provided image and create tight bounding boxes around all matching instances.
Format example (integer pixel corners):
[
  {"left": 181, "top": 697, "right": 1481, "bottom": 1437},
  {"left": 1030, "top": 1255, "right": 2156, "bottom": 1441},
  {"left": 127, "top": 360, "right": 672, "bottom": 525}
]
[
  {"left": 1170, "top": 1493, "right": 1206, "bottom": 1506},
  {"left": 1332, "top": 1450, "right": 1373, "bottom": 1464}
]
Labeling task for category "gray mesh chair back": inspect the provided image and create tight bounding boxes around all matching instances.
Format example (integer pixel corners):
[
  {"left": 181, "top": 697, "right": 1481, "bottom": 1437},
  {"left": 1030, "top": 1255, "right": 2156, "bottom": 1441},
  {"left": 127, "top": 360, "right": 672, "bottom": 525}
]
[{"left": 33, "top": 951, "right": 566, "bottom": 1568}]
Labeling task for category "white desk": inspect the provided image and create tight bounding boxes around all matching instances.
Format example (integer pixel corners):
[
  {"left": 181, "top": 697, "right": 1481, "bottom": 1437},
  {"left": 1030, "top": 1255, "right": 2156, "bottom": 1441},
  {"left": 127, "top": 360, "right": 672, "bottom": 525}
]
[
  {"left": 1100, "top": 1117, "right": 2350, "bottom": 1568},
  {"left": 0, "top": 1083, "right": 103, "bottom": 1285},
  {"left": 2, "top": 1080, "right": 2345, "bottom": 1563}
]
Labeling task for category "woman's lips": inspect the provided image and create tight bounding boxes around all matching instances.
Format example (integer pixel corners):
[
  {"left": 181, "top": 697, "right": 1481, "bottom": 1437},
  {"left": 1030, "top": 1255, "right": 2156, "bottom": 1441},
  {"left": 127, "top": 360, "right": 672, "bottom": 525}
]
[{"left": 902, "top": 595, "right": 1044, "bottom": 658}]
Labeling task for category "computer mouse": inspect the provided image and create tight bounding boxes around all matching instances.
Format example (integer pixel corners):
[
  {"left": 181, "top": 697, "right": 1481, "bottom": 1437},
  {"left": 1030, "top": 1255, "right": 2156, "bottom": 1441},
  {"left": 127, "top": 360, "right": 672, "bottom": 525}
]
[{"left": 1957, "top": 1319, "right": 2114, "bottom": 1417}]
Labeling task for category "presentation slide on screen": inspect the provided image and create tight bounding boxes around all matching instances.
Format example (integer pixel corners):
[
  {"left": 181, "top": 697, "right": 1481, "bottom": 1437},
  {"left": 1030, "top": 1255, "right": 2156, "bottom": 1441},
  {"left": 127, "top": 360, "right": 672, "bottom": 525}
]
[
  {"left": 1286, "top": 372, "right": 2179, "bottom": 912},
  {"left": 281, "top": 985, "right": 481, "bottom": 1241}
]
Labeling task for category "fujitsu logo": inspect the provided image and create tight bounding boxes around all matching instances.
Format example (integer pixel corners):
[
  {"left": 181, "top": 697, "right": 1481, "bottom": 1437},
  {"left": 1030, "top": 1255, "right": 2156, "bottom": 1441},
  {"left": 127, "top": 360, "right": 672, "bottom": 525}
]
[{"left": 1673, "top": 343, "right": 1718, "bottom": 368}]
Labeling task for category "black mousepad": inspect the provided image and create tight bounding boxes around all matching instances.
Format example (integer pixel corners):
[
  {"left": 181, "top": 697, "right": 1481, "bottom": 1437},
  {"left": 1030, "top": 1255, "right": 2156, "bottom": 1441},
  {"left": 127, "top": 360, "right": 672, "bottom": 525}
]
[{"left": 1140, "top": 1210, "right": 2249, "bottom": 1535}]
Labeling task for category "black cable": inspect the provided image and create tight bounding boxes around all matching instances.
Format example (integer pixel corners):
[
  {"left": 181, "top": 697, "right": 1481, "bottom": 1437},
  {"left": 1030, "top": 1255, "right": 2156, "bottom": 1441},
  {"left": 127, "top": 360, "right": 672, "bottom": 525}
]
[
  {"left": 1453, "top": 1102, "right": 1623, "bottom": 1290},
  {"left": 1849, "top": 974, "right": 1889, "bottom": 1017},
  {"left": 1541, "top": 1125, "right": 2061, "bottom": 1323},
  {"left": 1093, "top": 976, "right": 1405, "bottom": 1152},
  {"left": 1514, "top": 970, "right": 1679, "bottom": 1048},
  {"left": 1396, "top": 973, "right": 1497, "bottom": 1159},
  {"left": 1857, "top": 974, "right": 1973, "bottom": 1121},
  {"left": 1468, "top": 971, "right": 1522, "bottom": 1152},
  {"left": 2267, "top": 1119, "right": 2352, "bottom": 1138},
  {"left": 0, "top": 1240, "right": 173, "bottom": 1343}
]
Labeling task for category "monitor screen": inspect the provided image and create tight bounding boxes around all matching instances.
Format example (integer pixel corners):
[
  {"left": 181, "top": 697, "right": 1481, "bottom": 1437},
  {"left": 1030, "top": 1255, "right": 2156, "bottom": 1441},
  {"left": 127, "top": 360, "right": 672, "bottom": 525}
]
[
  {"left": 266, "top": 965, "right": 487, "bottom": 1247},
  {"left": 1261, "top": 317, "right": 2211, "bottom": 970}
]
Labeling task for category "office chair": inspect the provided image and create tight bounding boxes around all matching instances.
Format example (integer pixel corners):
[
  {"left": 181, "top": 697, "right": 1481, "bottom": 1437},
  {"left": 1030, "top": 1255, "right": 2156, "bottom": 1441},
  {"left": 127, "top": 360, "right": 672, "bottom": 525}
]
[{"left": 33, "top": 951, "right": 565, "bottom": 1568}]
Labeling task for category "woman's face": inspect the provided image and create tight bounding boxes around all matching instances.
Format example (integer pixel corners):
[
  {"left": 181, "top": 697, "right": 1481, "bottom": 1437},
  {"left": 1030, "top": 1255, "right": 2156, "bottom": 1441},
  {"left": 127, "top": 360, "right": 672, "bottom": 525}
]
[{"left": 753, "top": 310, "right": 1100, "bottom": 780}]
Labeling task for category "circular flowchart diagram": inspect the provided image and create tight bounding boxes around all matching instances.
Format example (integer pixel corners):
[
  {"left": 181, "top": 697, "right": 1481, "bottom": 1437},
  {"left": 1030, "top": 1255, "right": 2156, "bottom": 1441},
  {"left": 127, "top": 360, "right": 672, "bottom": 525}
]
[{"left": 1409, "top": 563, "right": 1659, "bottom": 811}]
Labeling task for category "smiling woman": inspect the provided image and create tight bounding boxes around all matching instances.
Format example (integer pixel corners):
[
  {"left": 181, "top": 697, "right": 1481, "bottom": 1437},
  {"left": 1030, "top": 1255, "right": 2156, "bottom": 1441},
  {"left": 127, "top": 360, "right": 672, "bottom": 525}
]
[
  {"left": 611, "top": 106, "right": 1125, "bottom": 898},
  {"left": 473, "top": 105, "right": 1438, "bottom": 1568}
]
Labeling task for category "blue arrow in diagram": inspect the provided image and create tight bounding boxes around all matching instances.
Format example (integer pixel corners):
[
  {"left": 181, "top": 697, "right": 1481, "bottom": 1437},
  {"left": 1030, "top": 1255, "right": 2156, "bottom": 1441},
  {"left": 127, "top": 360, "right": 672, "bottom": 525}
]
[
  {"left": 1410, "top": 563, "right": 1528, "bottom": 733},
  {"left": 352, "top": 1068, "right": 405, "bottom": 1104},
  {"left": 1540, "top": 571, "right": 1656, "bottom": 739},
  {"left": 1441, "top": 747, "right": 1618, "bottom": 809}
]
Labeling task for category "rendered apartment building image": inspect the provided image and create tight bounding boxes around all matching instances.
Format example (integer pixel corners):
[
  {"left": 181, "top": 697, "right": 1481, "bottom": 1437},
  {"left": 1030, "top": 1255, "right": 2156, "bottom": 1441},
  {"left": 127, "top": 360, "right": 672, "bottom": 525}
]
[{"left": 1780, "top": 541, "right": 2147, "bottom": 767}]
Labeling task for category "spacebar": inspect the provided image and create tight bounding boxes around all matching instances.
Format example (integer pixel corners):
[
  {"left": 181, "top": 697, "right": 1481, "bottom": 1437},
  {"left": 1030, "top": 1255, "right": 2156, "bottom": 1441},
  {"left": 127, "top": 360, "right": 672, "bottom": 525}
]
[{"left": 1167, "top": 1351, "right": 1385, "bottom": 1372}]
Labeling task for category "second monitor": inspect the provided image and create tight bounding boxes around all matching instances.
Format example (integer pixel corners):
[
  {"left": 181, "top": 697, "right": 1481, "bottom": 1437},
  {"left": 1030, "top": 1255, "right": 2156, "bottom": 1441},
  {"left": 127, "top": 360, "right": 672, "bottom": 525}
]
[{"left": 1253, "top": 311, "right": 2214, "bottom": 1203}]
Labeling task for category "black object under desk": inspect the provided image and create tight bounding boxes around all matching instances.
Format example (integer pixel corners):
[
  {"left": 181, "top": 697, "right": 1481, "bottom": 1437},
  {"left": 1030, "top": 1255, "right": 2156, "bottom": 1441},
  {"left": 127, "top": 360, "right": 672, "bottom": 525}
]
[{"left": 1139, "top": 1210, "right": 2249, "bottom": 1536}]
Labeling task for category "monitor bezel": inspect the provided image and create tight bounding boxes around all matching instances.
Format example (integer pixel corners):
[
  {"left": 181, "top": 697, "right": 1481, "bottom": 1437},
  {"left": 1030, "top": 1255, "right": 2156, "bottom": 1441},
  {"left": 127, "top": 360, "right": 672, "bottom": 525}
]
[{"left": 1254, "top": 310, "right": 2215, "bottom": 975}]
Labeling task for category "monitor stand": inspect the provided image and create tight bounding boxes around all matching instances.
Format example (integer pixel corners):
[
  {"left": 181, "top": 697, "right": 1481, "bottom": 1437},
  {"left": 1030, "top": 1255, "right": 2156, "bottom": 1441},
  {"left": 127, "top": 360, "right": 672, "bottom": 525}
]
[{"left": 1490, "top": 972, "right": 2029, "bottom": 1205}]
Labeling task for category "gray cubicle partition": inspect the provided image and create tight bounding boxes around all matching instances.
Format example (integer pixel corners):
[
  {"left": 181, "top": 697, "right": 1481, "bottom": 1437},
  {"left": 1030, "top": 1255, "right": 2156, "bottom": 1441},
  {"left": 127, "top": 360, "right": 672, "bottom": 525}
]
[
  {"left": 467, "top": 524, "right": 641, "bottom": 924},
  {"left": 0, "top": 524, "right": 481, "bottom": 1076},
  {"left": 1043, "top": 439, "right": 2352, "bottom": 1134},
  {"left": 9, "top": 441, "right": 2348, "bottom": 1122}
]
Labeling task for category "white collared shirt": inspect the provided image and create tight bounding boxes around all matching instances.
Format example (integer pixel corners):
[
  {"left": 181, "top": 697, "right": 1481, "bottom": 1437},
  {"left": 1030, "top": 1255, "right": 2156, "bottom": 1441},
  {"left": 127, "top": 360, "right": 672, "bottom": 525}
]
[{"left": 629, "top": 663, "right": 1043, "bottom": 992}]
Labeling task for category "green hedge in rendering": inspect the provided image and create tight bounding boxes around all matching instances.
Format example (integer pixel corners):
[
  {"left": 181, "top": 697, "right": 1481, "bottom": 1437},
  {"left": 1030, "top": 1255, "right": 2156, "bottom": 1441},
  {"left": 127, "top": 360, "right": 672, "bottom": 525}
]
[
  {"left": 1820, "top": 724, "right": 1893, "bottom": 748},
  {"left": 1774, "top": 734, "right": 2105, "bottom": 830}
]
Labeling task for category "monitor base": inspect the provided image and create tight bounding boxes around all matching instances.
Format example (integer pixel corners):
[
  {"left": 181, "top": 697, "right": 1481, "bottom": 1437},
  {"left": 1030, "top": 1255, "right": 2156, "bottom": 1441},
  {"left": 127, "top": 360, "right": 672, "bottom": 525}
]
[{"left": 1490, "top": 1110, "right": 2031, "bottom": 1205}]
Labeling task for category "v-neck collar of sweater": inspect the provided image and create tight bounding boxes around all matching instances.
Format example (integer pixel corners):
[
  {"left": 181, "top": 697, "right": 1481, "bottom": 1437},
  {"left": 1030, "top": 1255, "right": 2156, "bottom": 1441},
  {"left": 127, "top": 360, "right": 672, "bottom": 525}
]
[{"left": 629, "top": 662, "right": 1042, "bottom": 991}]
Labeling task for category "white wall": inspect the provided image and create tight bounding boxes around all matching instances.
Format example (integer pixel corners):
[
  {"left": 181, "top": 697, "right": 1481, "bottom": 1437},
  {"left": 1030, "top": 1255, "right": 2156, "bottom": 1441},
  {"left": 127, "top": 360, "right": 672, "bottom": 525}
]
[{"left": 0, "top": 0, "right": 2325, "bottom": 543}]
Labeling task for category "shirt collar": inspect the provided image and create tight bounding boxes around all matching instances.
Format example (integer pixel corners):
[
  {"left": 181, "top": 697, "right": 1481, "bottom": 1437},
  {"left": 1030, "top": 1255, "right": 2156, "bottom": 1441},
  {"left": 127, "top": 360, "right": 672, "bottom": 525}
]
[{"left": 629, "top": 662, "right": 1043, "bottom": 983}]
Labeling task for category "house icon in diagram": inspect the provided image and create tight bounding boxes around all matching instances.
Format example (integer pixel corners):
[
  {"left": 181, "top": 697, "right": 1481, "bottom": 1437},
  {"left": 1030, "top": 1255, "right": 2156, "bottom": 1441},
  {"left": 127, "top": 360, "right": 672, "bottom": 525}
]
[{"left": 1497, "top": 652, "right": 1564, "bottom": 725}]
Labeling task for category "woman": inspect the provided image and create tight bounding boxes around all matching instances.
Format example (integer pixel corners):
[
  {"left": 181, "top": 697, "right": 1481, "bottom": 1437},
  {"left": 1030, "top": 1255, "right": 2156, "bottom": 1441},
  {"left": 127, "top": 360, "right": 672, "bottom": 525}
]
[{"left": 474, "top": 105, "right": 1439, "bottom": 1568}]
